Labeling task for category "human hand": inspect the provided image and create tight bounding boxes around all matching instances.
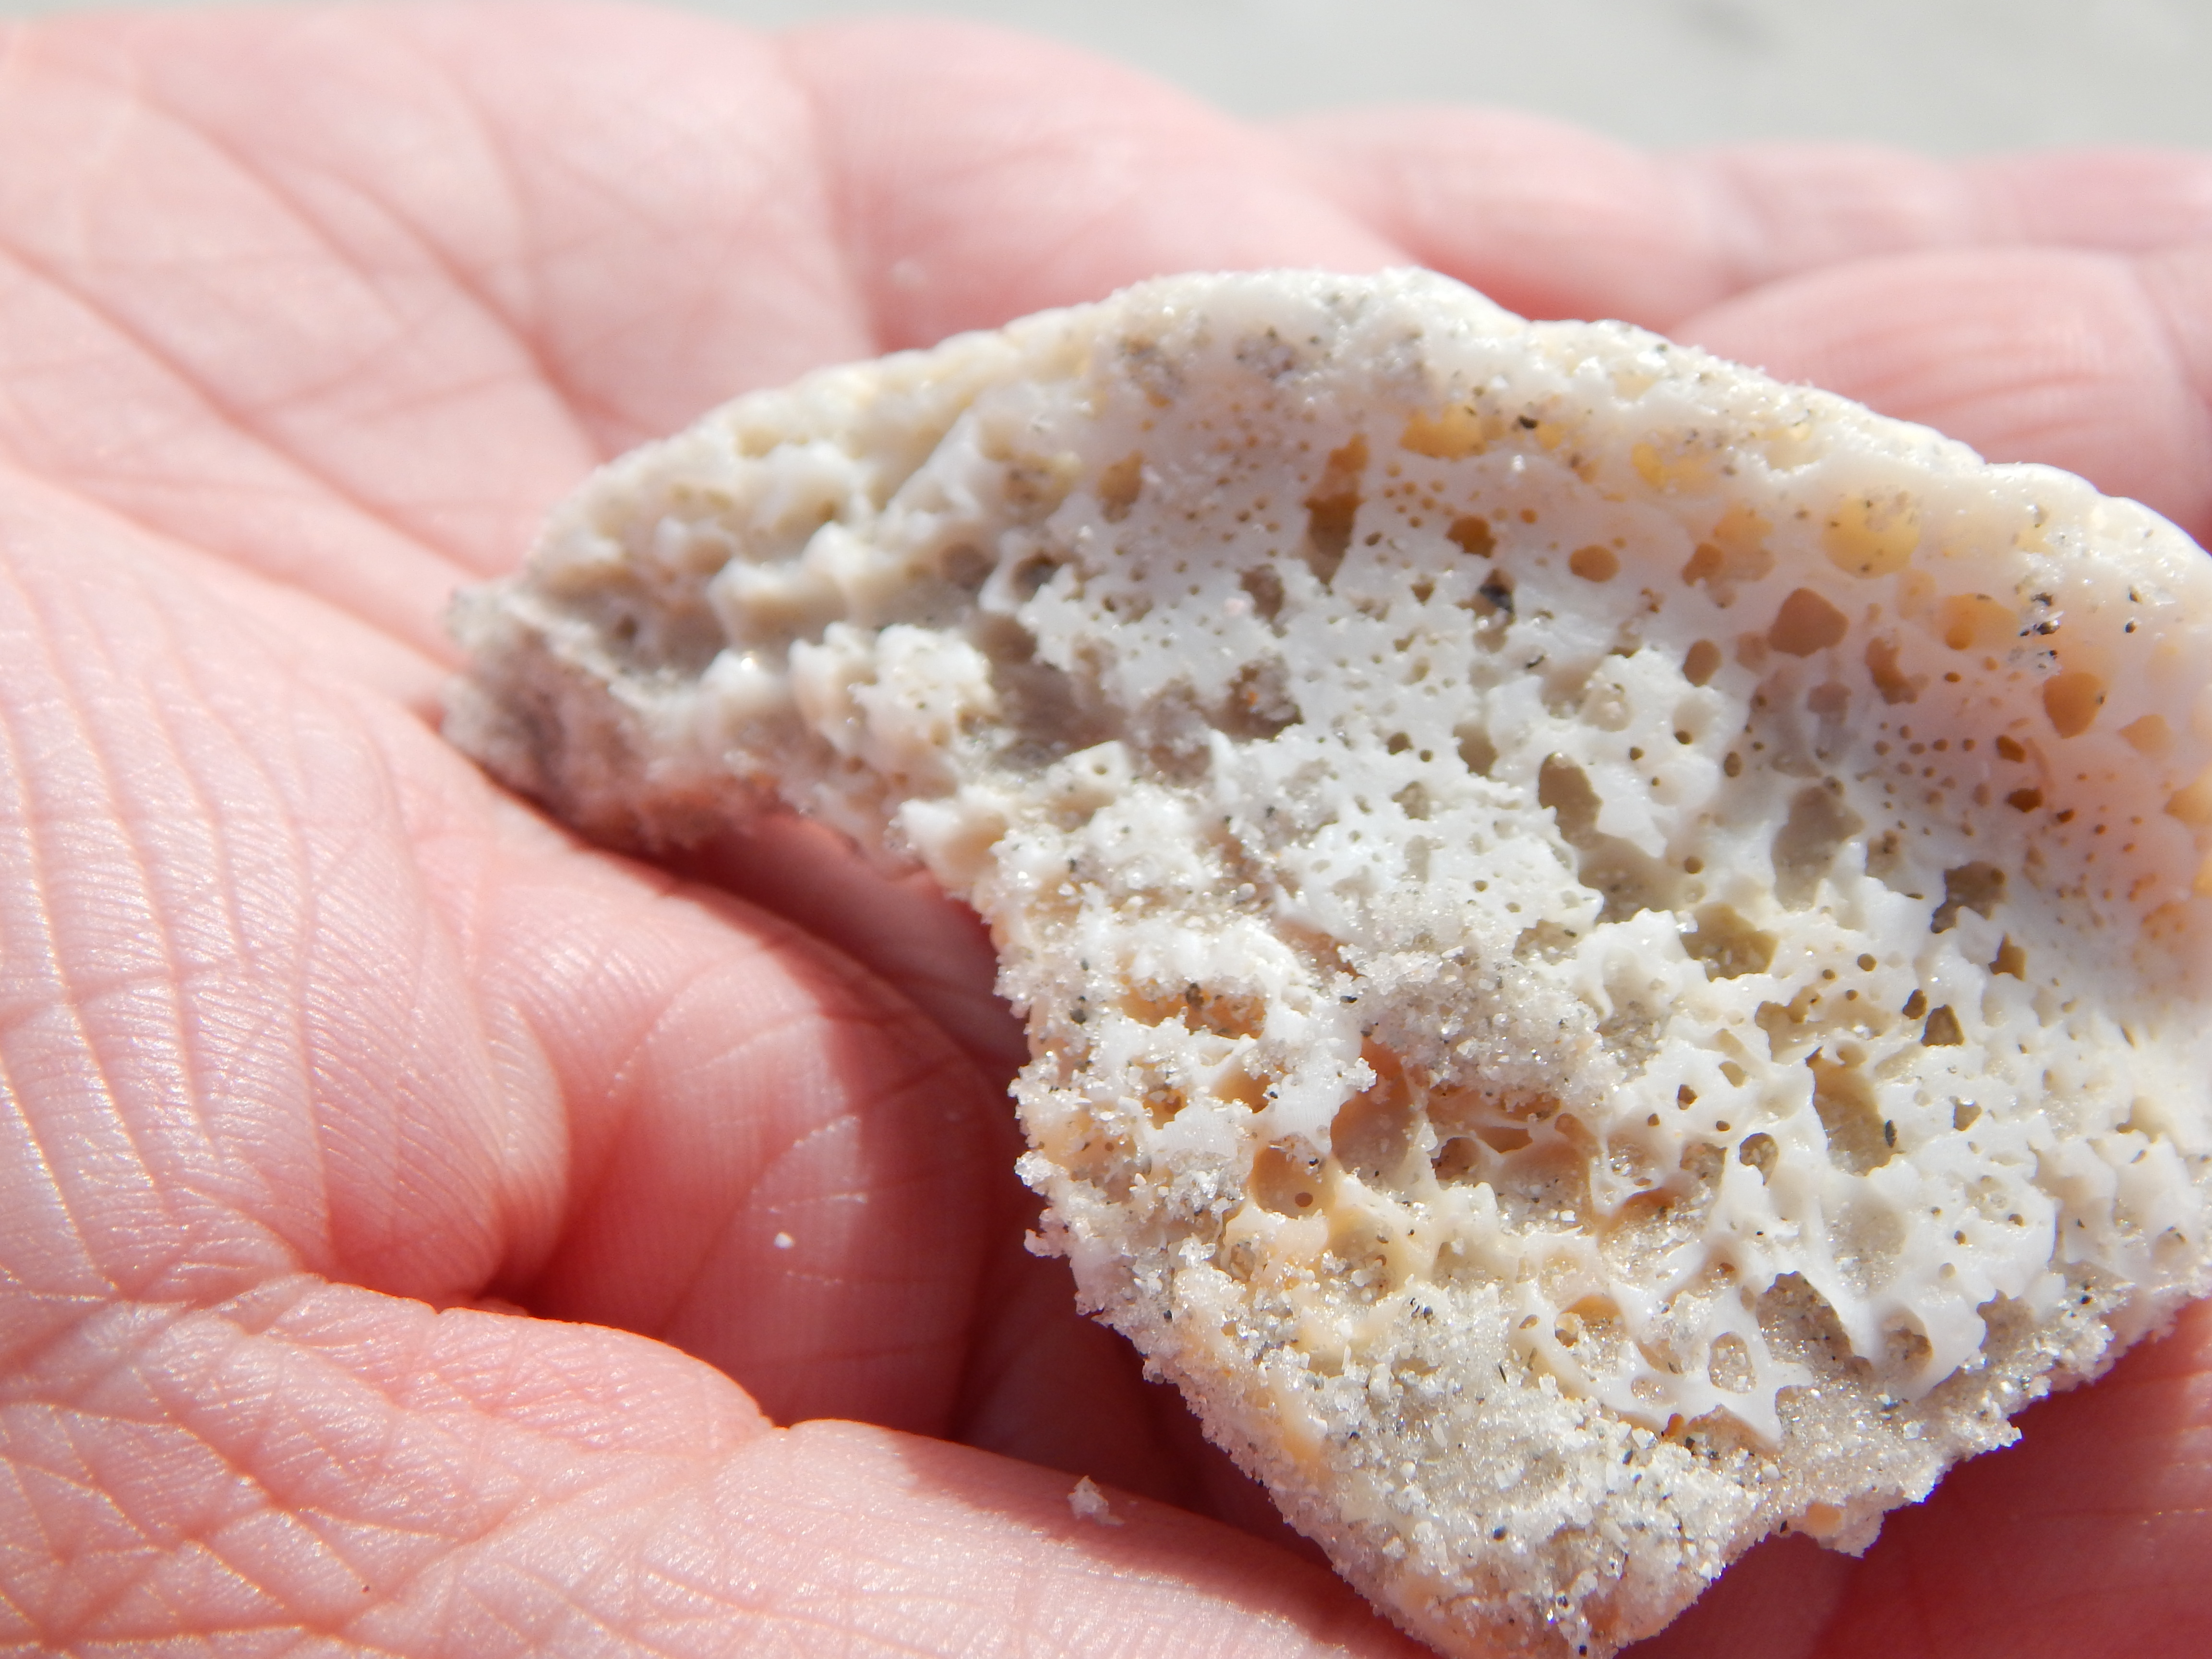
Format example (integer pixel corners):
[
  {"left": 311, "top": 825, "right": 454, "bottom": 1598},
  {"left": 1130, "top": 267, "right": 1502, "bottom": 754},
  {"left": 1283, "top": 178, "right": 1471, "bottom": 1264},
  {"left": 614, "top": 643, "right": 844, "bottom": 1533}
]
[{"left": 0, "top": 6, "right": 2205, "bottom": 1656}]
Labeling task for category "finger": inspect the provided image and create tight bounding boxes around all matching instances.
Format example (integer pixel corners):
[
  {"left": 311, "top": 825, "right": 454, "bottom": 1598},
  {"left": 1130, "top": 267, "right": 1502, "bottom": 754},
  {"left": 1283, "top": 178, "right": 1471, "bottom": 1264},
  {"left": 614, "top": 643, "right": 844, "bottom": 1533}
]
[
  {"left": 1959, "top": 148, "right": 2212, "bottom": 254},
  {"left": 1675, "top": 246, "right": 2212, "bottom": 540},
  {"left": 784, "top": 18, "right": 1404, "bottom": 350},
  {"left": 1695, "top": 144, "right": 2212, "bottom": 287},
  {"left": 1278, "top": 107, "right": 1736, "bottom": 327},
  {"left": 1280, "top": 109, "right": 2212, "bottom": 330},
  {"left": 1, "top": 1279, "right": 1416, "bottom": 1657}
]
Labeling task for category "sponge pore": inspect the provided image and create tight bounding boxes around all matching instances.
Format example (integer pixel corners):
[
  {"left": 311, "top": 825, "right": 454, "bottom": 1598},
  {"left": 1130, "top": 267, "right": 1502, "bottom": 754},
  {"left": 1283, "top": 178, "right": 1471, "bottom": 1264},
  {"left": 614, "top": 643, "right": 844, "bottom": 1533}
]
[{"left": 448, "top": 269, "right": 2212, "bottom": 1659}]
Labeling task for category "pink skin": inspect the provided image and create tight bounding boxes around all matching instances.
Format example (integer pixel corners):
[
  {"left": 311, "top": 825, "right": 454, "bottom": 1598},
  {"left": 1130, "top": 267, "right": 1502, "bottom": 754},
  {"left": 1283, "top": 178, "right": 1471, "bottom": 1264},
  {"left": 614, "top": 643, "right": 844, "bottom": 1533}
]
[{"left": 0, "top": 5, "right": 2207, "bottom": 1655}]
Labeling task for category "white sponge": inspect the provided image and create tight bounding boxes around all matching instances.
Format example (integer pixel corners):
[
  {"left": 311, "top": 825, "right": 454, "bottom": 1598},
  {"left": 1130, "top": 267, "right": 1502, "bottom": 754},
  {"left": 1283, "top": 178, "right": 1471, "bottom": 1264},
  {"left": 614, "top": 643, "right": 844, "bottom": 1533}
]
[{"left": 448, "top": 270, "right": 2212, "bottom": 1658}]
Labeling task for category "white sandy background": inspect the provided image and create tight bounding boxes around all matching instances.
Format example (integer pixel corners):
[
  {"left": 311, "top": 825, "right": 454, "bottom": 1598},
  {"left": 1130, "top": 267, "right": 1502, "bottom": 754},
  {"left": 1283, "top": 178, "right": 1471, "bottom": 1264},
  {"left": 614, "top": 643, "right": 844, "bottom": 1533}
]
[{"left": 5, "top": 0, "right": 2210, "bottom": 151}]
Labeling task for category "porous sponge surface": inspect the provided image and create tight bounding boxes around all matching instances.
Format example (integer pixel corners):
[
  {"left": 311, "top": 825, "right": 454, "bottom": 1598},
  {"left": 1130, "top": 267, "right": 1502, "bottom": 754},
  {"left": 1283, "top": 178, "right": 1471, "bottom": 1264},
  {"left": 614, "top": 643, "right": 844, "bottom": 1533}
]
[{"left": 449, "top": 270, "right": 2212, "bottom": 1658}]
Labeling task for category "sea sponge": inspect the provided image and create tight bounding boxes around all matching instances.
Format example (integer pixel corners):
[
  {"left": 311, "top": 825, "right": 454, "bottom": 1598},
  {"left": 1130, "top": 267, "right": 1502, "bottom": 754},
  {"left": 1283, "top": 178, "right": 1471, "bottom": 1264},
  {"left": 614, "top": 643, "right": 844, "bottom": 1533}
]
[{"left": 447, "top": 269, "right": 2212, "bottom": 1658}]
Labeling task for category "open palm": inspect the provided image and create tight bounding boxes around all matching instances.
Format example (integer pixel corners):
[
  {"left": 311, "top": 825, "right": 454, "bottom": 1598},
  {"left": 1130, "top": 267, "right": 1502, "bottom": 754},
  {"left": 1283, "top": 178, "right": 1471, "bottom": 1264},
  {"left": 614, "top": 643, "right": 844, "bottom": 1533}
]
[{"left": 2, "top": 6, "right": 2207, "bottom": 1655}]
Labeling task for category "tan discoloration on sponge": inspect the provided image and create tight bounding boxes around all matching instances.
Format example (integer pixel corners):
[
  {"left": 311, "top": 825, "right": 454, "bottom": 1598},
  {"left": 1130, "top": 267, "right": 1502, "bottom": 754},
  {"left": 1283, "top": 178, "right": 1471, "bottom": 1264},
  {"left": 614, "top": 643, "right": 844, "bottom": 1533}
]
[{"left": 449, "top": 271, "right": 2212, "bottom": 1658}]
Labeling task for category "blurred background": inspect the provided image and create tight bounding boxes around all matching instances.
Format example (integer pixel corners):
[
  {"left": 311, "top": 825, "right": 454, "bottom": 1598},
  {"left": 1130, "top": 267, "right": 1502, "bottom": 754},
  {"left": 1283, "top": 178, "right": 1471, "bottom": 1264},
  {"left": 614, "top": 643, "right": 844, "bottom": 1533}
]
[{"left": 7, "top": 0, "right": 2212, "bottom": 153}]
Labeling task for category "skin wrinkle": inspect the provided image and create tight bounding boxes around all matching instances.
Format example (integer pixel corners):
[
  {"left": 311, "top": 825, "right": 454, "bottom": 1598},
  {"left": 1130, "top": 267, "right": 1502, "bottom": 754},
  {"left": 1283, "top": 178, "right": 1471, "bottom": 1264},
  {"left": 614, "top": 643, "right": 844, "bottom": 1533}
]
[
  {"left": 0, "top": 53, "right": 579, "bottom": 597},
  {"left": 386, "top": 6, "right": 874, "bottom": 446},
  {"left": 0, "top": 579, "right": 192, "bottom": 1315},
  {"left": 492, "top": 1016, "right": 685, "bottom": 1299},
  {"left": 86, "top": 567, "right": 425, "bottom": 1298},
  {"left": 244, "top": 1332, "right": 747, "bottom": 1651},
  {"left": 3, "top": 1454, "right": 120, "bottom": 1644},
  {"left": 188, "top": 1513, "right": 350, "bottom": 1632},
  {"left": 73, "top": 1488, "right": 282, "bottom": 1642},
  {"left": 573, "top": 984, "right": 989, "bottom": 1421},
  {"left": 621, "top": 1558, "right": 770, "bottom": 1651},
  {"left": 451, "top": 102, "right": 743, "bottom": 457},
  {"left": 458, "top": 1058, "right": 563, "bottom": 1303},
  {"left": 27, "top": 1292, "right": 1400, "bottom": 1656},
  {"left": 91, "top": 1428, "right": 448, "bottom": 1637},
  {"left": 159, "top": 1322, "right": 517, "bottom": 1544},
  {"left": 0, "top": 1083, "right": 95, "bottom": 1349},
  {"left": 12, "top": 525, "right": 531, "bottom": 1310},
  {"left": 555, "top": 935, "right": 785, "bottom": 1180},
  {"left": 529, "top": 969, "right": 863, "bottom": 1203},
  {"left": 67, "top": 79, "right": 568, "bottom": 572},
  {"left": 12, "top": 1319, "right": 261, "bottom": 1607},
  {"left": 281, "top": 814, "right": 519, "bottom": 1299},
  {"left": 90, "top": 493, "right": 454, "bottom": 692},
  {"left": 292, "top": 754, "right": 475, "bottom": 1278},
  {"left": 82, "top": 1336, "right": 405, "bottom": 1646},
  {"left": 372, "top": 733, "right": 546, "bottom": 1033},
  {"left": 301, "top": 954, "right": 423, "bottom": 1284},
  {"left": 0, "top": 1488, "right": 60, "bottom": 1645},
  {"left": 479, "top": 1562, "right": 673, "bottom": 1659},
  {"left": 0, "top": 250, "right": 486, "bottom": 653},
  {"left": 0, "top": 222, "right": 479, "bottom": 573},
  {"left": 114, "top": 595, "right": 305, "bottom": 1193},
  {"left": 179, "top": 22, "right": 612, "bottom": 469}
]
